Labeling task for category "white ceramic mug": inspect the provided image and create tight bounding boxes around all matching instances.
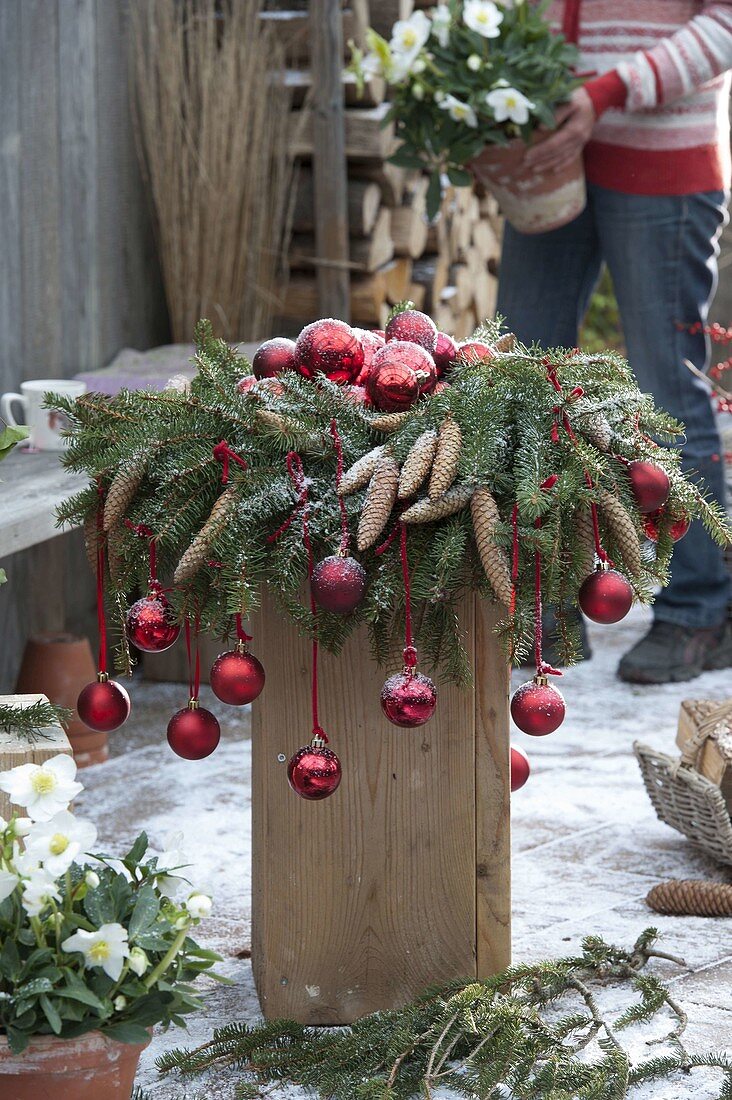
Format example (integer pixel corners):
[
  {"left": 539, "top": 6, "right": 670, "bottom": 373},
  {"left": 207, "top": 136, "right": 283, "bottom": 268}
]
[{"left": 0, "top": 379, "right": 87, "bottom": 451}]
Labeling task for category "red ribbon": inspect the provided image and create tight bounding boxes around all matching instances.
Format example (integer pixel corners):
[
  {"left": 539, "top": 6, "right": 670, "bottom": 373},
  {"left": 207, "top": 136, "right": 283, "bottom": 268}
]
[
  {"left": 329, "top": 419, "right": 350, "bottom": 554},
  {"left": 95, "top": 481, "right": 107, "bottom": 674},
  {"left": 213, "top": 440, "right": 248, "bottom": 485},
  {"left": 533, "top": 477, "right": 562, "bottom": 678},
  {"left": 124, "top": 520, "right": 159, "bottom": 584},
  {"left": 185, "top": 614, "right": 201, "bottom": 702},
  {"left": 235, "top": 612, "right": 253, "bottom": 645},
  {"left": 399, "top": 524, "right": 417, "bottom": 668}
]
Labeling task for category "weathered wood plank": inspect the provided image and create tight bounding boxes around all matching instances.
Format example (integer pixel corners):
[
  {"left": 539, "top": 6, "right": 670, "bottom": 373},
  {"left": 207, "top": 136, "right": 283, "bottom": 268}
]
[
  {"left": 0, "top": 452, "right": 85, "bottom": 558},
  {"left": 0, "top": 0, "right": 22, "bottom": 396}
]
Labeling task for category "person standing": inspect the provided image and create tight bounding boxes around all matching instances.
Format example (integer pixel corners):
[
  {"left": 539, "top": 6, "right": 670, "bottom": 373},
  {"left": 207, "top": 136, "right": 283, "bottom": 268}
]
[{"left": 496, "top": 0, "right": 732, "bottom": 683}]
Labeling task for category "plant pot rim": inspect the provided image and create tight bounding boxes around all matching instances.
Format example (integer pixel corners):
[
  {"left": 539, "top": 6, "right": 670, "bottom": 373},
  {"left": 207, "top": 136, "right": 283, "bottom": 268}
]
[{"left": 0, "top": 1028, "right": 152, "bottom": 1072}]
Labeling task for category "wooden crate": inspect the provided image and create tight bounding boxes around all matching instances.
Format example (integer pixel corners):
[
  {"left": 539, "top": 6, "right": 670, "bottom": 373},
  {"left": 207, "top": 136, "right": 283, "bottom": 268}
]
[
  {"left": 251, "top": 591, "right": 510, "bottom": 1023},
  {"left": 0, "top": 694, "right": 73, "bottom": 821}
]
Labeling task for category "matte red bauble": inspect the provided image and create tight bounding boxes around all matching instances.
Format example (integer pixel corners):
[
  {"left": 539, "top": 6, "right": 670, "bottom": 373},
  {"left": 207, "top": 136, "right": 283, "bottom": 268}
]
[
  {"left": 367, "top": 342, "right": 435, "bottom": 411},
  {"left": 311, "top": 554, "right": 367, "bottom": 614},
  {"left": 458, "top": 340, "right": 494, "bottom": 365},
  {"left": 381, "top": 669, "right": 437, "bottom": 728},
  {"left": 433, "top": 331, "right": 458, "bottom": 377},
  {"left": 77, "top": 674, "right": 130, "bottom": 733},
  {"left": 236, "top": 375, "right": 258, "bottom": 395},
  {"left": 642, "top": 507, "right": 690, "bottom": 543},
  {"left": 385, "top": 309, "right": 438, "bottom": 353},
  {"left": 578, "top": 567, "right": 633, "bottom": 624},
  {"left": 167, "top": 702, "right": 220, "bottom": 760},
  {"left": 353, "top": 328, "right": 385, "bottom": 385},
  {"left": 252, "top": 337, "right": 298, "bottom": 379},
  {"left": 126, "top": 588, "right": 180, "bottom": 653},
  {"left": 287, "top": 740, "right": 342, "bottom": 800},
  {"left": 627, "top": 460, "right": 670, "bottom": 513},
  {"left": 510, "top": 745, "right": 531, "bottom": 792},
  {"left": 295, "top": 319, "right": 364, "bottom": 383},
  {"left": 510, "top": 677, "right": 565, "bottom": 736},
  {"left": 343, "top": 384, "right": 372, "bottom": 406},
  {"left": 210, "top": 646, "right": 265, "bottom": 706}
]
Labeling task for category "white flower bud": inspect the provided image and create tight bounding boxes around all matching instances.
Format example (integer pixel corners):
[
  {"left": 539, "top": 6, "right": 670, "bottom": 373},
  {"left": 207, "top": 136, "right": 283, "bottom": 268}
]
[
  {"left": 412, "top": 83, "right": 425, "bottom": 101},
  {"left": 14, "top": 818, "right": 32, "bottom": 837},
  {"left": 412, "top": 57, "right": 426, "bottom": 74},
  {"left": 467, "top": 54, "right": 482, "bottom": 71},
  {"left": 114, "top": 995, "right": 127, "bottom": 1011},
  {"left": 128, "top": 947, "right": 149, "bottom": 977},
  {"left": 185, "top": 893, "right": 213, "bottom": 920},
  {"left": 85, "top": 870, "right": 100, "bottom": 889},
  {"left": 174, "top": 915, "right": 188, "bottom": 930}
]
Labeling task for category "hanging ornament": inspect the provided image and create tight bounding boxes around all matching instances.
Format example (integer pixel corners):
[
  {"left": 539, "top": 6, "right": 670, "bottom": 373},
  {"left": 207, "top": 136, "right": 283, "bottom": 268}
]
[
  {"left": 643, "top": 507, "right": 690, "bottom": 543},
  {"left": 287, "top": 734, "right": 342, "bottom": 800},
  {"left": 126, "top": 584, "right": 180, "bottom": 653},
  {"left": 458, "top": 340, "right": 494, "bottom": 365},
  {"left": 578, "top": 565, "right": 633, "bottom": 624},
  {"left": 385, "top": 309, "right": 438, "bottom": 354},
  {"left": 311, "top": 554, "right": 366, "bottom": 614},
  {"left": 210, "top": 615, "right": 265, "bottom": 706},
  {"left": 433, "top": 331, "right": 458, "bottom": 377},
  {"left": 511, "top": 676, "right": 566, "bottom": 736},
  {"left": 252, "top": 337, "right": 298, "bottom": 379},
  {"left": 366, "top": 342, "right": 435, "bottom": 410},
  {"left": 295, "top": 318, "right": 364, "bottom": 383},
  {"left": 167, "top": 701, "right": 220, "bottom": 760},
  {"left": 627, "top": 460, "right": 671, "bottom": 513},
  {"left": 510, "top": 745, "right": 531, "bottom": 792}
]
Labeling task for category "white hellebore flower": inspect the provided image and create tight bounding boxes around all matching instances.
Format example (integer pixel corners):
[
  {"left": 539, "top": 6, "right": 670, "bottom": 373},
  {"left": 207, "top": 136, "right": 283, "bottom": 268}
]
[
  {"left": 25, "top": 810, "right": 98, "bottom": 877},
  {"left": 0, "top": 755, "right": 82, "bottom": 822},
  {"left": 431, "top": 3, "right": 451, "bottom": 47},
  {"left": 467, "top": 53, "right": 482, "bottom": 72},
  {"left": 155, "top": 835, "right": 190, "bottom": 899},
  {"left": 14, "top": 818, "right": 32, "bottom": 838},
  {"left": 62, "top": 923, "right": 130, "bottom": 981},
  {"left": 128, "top": 947, "right": 149, "bottom": 977},
  {"left": 485, "top": 85, "right": 534, "bottom": 124},
  {"left": 186, "top": 893, "right": 213, "bottom": 920},
  {"left": 463, "top": 0, "right": 504, "bottom": 38},
  {"left": 439, "top": 93, "right": 479, "bottom": 127},
  {"left": 22, "top": 868, "right": 61, "bottom": 918},
  {"left": 360, "top": 52, "right": 383, "bottom": 80},
  {"left": 0, "top": 870, "right": 19, "bottom": 904},
  {"left": 390, "top": 11, "right": 431, "bottom": 57}
]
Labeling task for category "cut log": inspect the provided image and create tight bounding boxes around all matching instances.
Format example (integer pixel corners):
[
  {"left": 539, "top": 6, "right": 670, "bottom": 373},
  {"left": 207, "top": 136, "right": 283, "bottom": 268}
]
[
  {"left": 351, "top": 161, "right": 406, "bottom": 207},
  {"left": 261, "top": 8, "right": 367, "bottom": 63},
  {"left": 293, "top": 171, "right": 382, "bottom": 237},
  {"left": 474, "top": 270, "right": 498, "bottom": 323},
  {"left": 472, "top": 219, "right": 501, "bottom": 266},
  {"left": 291, "top": 103, "right": 396, "bottom": 161},
  {"left": 411, "top": 254, "right": 449, "bottom": 312},
  {"left": 290, "top": 208, "right": 393, "bottom": 273},
  {"left": 392, "top": 204, "right": 428, "bottom": 258},
  {"left": 408, "top": 282, "right": 427, "bottom": 310},
  {"left": 281, "top": 271, "right": 388, "bottom": 324},
  {"left": 384, "top": 257, "right": 413, "bottom": 303}
]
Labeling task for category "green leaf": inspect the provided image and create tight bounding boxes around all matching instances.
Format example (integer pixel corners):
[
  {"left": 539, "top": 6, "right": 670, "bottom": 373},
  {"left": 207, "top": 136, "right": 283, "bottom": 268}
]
[
  {"left": 124, "top": 832, "right": 149, "bottom": 867},
  {"left": 0, "top": 935, "right": 21, "bottom": 980},
  {"left": 128, "top": 884, "right": 159, "bottom": 939},
  {"left": 0, "top": 424, "right": 29, "bottom": 460},
  {"left": 103, "top": 1022, "right": 151, "bottom": 1045},
  {"left": 39, "top": 993, "right": 63, "bottom": 1035},
  {"left": 57, "top": 980, "right": 106, "bottom": 1011},
  {"left": 0, "top": 568, "right": 6, "bottom": 585},
  {"left": 426, "top": 171, "right": 443, "bottom": 222}
]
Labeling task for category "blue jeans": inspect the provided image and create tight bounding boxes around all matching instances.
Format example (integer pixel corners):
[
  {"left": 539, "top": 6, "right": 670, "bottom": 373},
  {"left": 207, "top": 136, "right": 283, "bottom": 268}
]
[{"left": 497, "top": 183, "right": 731, "bottom": 628}]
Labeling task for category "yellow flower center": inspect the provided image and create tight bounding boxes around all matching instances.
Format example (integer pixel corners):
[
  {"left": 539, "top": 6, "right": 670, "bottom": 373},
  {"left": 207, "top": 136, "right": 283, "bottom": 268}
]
[
  {"left": 401, "top": 28, "right": 417, "bottom": 47},
  {"left": 49, "top": 833, "right": 69, "bottom": 856},
  {"left": 477, "top": 11, "right": 489, "bottom": 22},
  {"left": 31, "top": 772, "right": 56, "bottom": 795},
  {"left": 88, "top": 941, "right": 110, "bottom": 963}
]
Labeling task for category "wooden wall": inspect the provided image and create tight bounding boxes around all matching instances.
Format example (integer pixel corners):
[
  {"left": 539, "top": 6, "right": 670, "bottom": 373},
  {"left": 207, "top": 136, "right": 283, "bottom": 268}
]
[{"left": 0, "top": 0, "right": 168, "bottom": 690}]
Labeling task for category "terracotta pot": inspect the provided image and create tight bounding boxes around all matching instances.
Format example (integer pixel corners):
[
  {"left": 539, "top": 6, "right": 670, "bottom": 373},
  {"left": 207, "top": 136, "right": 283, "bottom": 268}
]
[
  {"left": 15, "top": 633, "right": 109, "bottom": 767},
  {"left": 0, "top": 1030, "right": 150, "bottom": 1100},
  {"left": 471, "top": 139, "right": 586, "bottom": 234}
]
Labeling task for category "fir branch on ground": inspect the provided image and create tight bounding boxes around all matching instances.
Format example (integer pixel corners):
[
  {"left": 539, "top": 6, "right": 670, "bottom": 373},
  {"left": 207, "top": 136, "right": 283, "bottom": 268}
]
[{"left": 0, "top": 700, "right": 72, "bottom": 742}]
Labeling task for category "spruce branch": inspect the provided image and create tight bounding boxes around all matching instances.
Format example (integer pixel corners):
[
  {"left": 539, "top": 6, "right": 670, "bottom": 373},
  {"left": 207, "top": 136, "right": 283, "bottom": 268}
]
[{"left": 0, "top": 701, "right": 72, "bottom": 743}]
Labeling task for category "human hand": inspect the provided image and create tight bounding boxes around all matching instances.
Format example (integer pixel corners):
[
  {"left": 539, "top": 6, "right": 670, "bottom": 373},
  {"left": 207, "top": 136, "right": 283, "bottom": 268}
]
[{"left": 524, "top": 87, "right": 596, "bottom": 173}]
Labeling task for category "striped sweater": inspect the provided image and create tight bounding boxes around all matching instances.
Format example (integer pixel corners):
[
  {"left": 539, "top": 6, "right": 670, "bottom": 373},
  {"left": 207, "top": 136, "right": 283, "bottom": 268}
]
[{"left": 549, "top": 0, "right": 732, "bottom": 193}]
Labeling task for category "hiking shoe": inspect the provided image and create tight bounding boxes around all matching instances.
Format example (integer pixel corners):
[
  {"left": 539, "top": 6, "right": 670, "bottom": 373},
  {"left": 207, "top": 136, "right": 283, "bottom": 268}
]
[
  {"left": 519, "top": 606, "right": 592, "bottom": 668},
  {"left": 617, "top": 618, "right": 732, "bottom": 684}
]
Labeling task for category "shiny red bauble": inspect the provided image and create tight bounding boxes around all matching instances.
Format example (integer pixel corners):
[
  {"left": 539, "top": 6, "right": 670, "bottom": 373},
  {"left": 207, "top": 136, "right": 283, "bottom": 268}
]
[
  {"left": 252, "top": 337, "right": 298, "bottom": 379},
  {"left": 210, "top": 646, "right": 265, "bottom": 706},
  {"left": 366, "top": 342, "right": 435, "bottom": 411},
  {"left": 126, "top": 588, "right": 180, "bottom": 653},
  {"left": 627, "top": 460, "right": 670, "bottom": 513},
  {"left": 510, "top": 745, "right": 531, "bottom": 792},
  {"left": 510, "top": 677, "right": 565, "bottom": 736},
  {"left": 385, "top": 309, "right": 438, "bottom": 354},
  {"left": 642, "top": 507, "right": 690, "bottom": 543},
  {"left": 77, "top": 675, "right": 131, "bottom": 733},
  {"left": 295, "top": 318, "right": 364, "bottom": 383},
  {"left": 353, "top": 328, "right": 385, "bottom": 385},
  {"left": 287, "top": 741, "right": 342, "bottom": 800},
  {"left": 167, "top": 702, "right": 220, "bottom": 759},
  {"left": 311, "top": 554, "right": 367, "bottom": 614},
  {"left": 343, "top": 384, "right": 372, "bottom": 407},
  {"left": 381, "top": 669, "right": 437, "bottom": 728},
  {"left": 458, "top": 340, "right": 494, "bottom": 365},
  {"left": 578, "top": 567, "right": 633, "bottom": 624},
  {"left": 433, "top": 331, "right": 458, "bottom": 377}
]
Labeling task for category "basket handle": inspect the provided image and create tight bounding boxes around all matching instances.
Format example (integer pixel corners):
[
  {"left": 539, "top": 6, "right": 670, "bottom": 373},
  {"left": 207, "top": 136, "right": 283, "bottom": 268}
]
[{"left": 679, "top": 700, "right": 732, "bottom": 767}]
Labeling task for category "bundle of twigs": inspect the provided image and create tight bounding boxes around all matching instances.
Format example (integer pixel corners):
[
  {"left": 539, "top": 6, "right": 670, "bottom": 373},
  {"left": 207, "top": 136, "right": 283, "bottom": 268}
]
[{"left": 130, "top": 0, "right": 292, "bottom": 342}]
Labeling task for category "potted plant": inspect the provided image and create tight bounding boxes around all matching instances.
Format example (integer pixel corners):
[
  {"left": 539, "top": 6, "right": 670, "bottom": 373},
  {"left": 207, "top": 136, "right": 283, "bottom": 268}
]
[
  {"left": 352, "top": 1, "right": 582, "bottom": 232},
  {"left": 0, "top": 753, "right": 220, "bottom": 1100}
]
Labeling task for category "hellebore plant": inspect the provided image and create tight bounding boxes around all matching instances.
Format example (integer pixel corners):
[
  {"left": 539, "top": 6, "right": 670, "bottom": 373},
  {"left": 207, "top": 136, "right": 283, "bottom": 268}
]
[{"left": 0, "top": 755, "right": 220, "bottom": 1053}]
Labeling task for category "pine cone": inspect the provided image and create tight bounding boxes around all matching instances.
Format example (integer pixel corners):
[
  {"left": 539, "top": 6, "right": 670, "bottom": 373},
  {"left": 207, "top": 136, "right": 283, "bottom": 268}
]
[
  {"left": 398, "top": 429, "right": 438, "bottom": 500},
  {"left": 493, "top": 332, "right": 516, "bottom": 353},
  {"left": 370, "top": 411, "right": 411, "bottom": 432},
  {"left": 106, "top": 523, "right": 126, "bottom": 588},
  {"left": 402, "top": 484, "right": 473, "bottom": 524},
  {"left": 339, "top": 446, "right": 386, "bottom": 496},
  {"left": 255, "top": 408, "right": 294, "bottom": 433},
  {"left": 103, "top": 455, "right": 147, "bottom": 532},
  {"left": 598, "top": 489, "right": 643, "bottom": 578},
  {"left": 356, "top": 455, "right": 399, "bottom": 551},
  {"left": 574, "top": 508, "right": 597, "bottom": 580},
  {"left": 646, "top": 879, "right": 732, "bottom": 917},
  {"left": 470, "top": 487, "right": 512, "bottom": 606},
  {"left": 576, "top": 407, "right": 613, "bottom": 452},
  {"left": 174, "top": 487, "right": 238, "bottom": 584},
  {"left": 83, "top": 513, "right": 101, "bottom": 574},
  {"left": 429, "top": 415, "right": 462, "bottom": 499}
]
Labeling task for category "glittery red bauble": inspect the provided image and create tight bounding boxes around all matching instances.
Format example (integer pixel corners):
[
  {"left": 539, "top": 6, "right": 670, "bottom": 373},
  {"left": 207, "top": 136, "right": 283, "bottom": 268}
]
[
  {"left": 295, "top": 319, "right": 364, "bottom": 383},
  {"left": 627, "top": 460, "right": 670, "bottom": 513},
  {"left": 433, "top": 381, "right": 449, "bottom": 395},
  {"left": 77, "top": 678, "right": 131, "bottom": 733},
  {"left": 458, "top": 340, "right": 494, "bottom": 365},
  {"left": 578, "top": 568, "right": 633, "bottom": 624},
  {"left": 236, "top": 375, "right": 258, "bottom": 395},
  {"left": 343, "top": 384, "right": 372, "bottom": 407},
  {"left": 353, "top": 328, "right": 385, "bottom": 385},
  {"left": 210, "top": 649, "right": 265, "bottom": 705},
  {"left": 381, "top": 670, "right": 437, "bottom": 728},
  {"left": 167, "top": 704, "right": 220, "bottom": 759},
  {"left": 126, "top": 589, "right": 180, "bottom": 653},
  {"left": 311, "top": 554, "right": 367, "bottom": 614},
  {"left": 366, "top": 342, "right": 435, "bottom": 411},
  {"left": 252, "top": 337, "right": 298, "bottom": 379},
  {"left": 385, "top": 309, "right": 438, "bottom": 353},
  {"left": 510, "top": 745, "right": 531, "bottom": 792},
  {"left": 287, "top": 744, "right": 342, "bottom": 800},
  {"left": 642, "top": 507, "right": 690, "bottom": 543},
  {"left": 433, "top": 332, "right": 458, "bottom": 377},
  {"left": 510, "top": 679, "right": 565, "bottom": 736}
]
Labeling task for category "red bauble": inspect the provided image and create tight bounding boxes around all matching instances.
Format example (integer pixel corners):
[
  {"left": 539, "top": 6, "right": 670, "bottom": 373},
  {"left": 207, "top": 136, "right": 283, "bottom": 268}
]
[
  {"left": 458, "top": 340, "right": 494, "bottom": 365},
  {"left": 252, "top": 337, "right": 298, "bottom": 379},
  {"left": 77, "top": 675, "right": 130, "bottom": 733},
  {"left": 642, "top": 507, "right": 690, "bottom": 543},
  {"left": 510, "top": 678, "right": 565, "bottom": 736},
  {"left": 343, "top": 384, "right": 372, "bottom": 407},
  {"left": 210, "top": 647, "right": 265, "bottom": 705},
  {"left": 366, "top": 342, "right": 435, "bottom": 411},
  {"left": 433, "top": 331, "right": 458, "bottom": 377},
  {"left": 578, "top": 567, "right": 633, "bottom": 624},
  {"left": 381, "top": 669, "right": 437, "bottom": 728},
  {"left": 510, "top": 745, "right": 531, "bottom": 792},
  {"left": 311, "top": 554, "right": 367, "bottom": 614},
  {"left": 236, "top": 375, "right": 258, "bottom": 395},
  {"left": 353, "top": 328, "right": 385, "bottom": 385},
  {"left": 295, "top": 319, "right": 364, "bottom": 383},
  {"left": 627, "top": 460, "right": 670, "bottom": 513},
  {"left": 287, "top": 741, "right": 342, "bottom": 800},
  {"left": 167, "top": 703, "right": 220, "bottom": 759},
  {"left": 126, "top": 588, "right": 180, "bottom": 653},
  {"left": 385, "top": 309, "right": 438, "bottom": 353}
]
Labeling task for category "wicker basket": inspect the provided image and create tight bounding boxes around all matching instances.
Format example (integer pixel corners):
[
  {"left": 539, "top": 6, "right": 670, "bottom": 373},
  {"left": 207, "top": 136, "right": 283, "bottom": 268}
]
[{"left": 634, "top": 741, "right": 732, "bottom": 866}]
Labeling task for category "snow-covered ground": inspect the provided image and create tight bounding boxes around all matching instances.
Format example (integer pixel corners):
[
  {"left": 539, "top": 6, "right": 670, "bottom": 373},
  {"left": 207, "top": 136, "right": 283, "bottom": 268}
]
[{"left": 75, "top": 605, "right": 732, "bottom": 1099}]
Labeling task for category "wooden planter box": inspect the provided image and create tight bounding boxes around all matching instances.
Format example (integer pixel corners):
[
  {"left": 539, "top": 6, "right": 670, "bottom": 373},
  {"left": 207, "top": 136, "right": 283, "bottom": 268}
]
[{"left": 251, "top": 592, "right": 510, "bottom": 1024}]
